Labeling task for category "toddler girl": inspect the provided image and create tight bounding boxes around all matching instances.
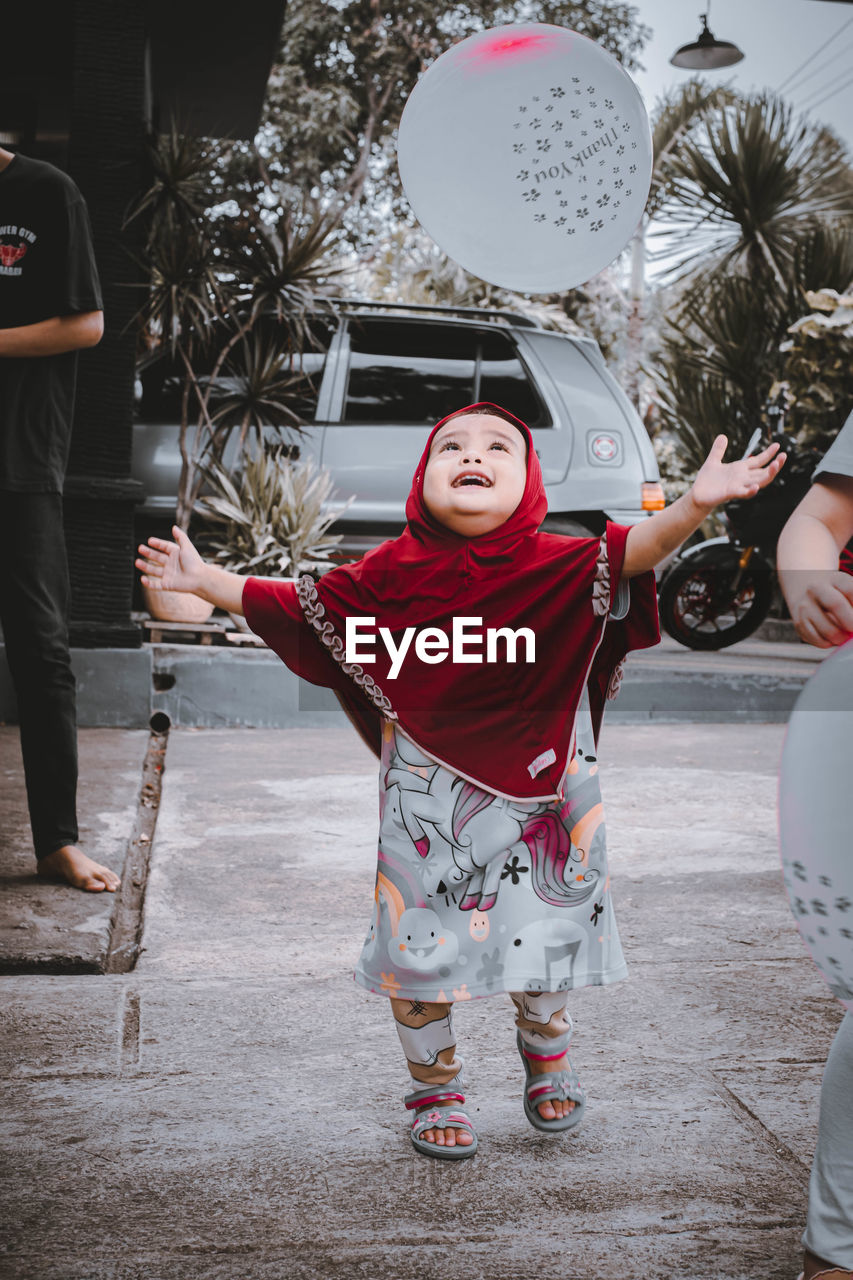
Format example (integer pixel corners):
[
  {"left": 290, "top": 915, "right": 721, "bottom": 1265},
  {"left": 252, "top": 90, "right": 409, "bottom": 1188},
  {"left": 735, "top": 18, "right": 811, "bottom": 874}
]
[{"left": 137, "top": 402, "right": 783, "bottom": 1160}]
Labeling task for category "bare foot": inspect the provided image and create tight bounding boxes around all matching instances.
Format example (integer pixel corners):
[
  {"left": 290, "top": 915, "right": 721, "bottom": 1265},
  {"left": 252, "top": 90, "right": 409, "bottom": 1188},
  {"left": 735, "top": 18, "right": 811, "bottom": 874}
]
[
  {"left": 529, "top": 1051, "right": 578, "bottom": 1122},
  {"left": 38, "top": 845, "right": 121, "bottom": 893}
]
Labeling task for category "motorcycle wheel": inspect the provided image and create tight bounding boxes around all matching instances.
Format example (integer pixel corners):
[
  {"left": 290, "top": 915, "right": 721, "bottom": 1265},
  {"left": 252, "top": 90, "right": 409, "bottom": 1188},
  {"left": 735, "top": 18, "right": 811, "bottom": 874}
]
[{"left": 658, "top": 547, "right": 774, "bottom": 651}]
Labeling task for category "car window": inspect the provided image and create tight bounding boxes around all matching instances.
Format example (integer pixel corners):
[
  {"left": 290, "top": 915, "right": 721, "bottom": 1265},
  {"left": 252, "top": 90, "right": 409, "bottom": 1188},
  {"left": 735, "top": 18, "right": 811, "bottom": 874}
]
[
  {"left": 343, "top": 320, "right": 476, "bottom": 423},
  {"left": 342, "top": 320, "right": 547, "bottom": 425},
  {"left": 477, "top": 329, "right": 548, "bottom": 426},
  {"left": 135, "top": 319, "right": 332, "bottom": 425},
  {"left": 277, "top": 320, "right": 332, "bottom": 422}
]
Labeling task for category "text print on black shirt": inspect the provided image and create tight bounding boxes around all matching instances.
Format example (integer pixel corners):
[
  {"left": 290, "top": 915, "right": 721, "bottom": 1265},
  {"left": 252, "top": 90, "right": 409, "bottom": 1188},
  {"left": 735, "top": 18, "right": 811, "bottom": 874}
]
[{"left": 0, "top": 225, "right": 37, "bottom": 275}]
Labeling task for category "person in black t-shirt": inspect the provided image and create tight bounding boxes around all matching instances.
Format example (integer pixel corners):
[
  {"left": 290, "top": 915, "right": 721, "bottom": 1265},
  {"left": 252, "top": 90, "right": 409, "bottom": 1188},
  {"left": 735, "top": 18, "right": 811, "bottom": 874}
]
[{"left": 0, "top": 145, "right": 120, "bottom": 892}]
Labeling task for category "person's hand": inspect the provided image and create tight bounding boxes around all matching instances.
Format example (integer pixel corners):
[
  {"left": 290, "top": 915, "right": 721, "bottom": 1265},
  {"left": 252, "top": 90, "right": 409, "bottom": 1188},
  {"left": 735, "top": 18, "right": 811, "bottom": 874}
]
[
  {"left": 789, "top": 571, "right": 853, "bottom": 648},
  {"left": 691, "top": 435, "right": 786, "bottom": 512},
  {"left": 136, "top": 526, "right": 206, "bottom": 595}
]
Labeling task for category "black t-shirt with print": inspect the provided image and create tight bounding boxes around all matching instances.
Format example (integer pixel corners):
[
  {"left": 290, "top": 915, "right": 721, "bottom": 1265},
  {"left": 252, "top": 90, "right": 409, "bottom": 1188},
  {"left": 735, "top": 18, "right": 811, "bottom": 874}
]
[{"left": 0, "top": 152, "right": 103, "bottom": 492}]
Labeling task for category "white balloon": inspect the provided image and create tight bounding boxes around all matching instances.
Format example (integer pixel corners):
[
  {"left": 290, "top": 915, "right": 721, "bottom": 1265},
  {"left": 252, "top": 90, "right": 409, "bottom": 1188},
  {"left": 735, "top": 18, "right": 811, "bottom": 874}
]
[
  {"left": 779, "top": 638, "right": 853, "bottom": 1009},
  {"left": 397, "top": 23, "right": 653, "bottom": 294}
]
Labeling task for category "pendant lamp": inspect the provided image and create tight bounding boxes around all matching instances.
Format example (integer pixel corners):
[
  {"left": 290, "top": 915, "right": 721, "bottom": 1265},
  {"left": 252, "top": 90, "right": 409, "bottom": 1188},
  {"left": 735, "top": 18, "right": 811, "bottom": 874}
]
[{"left": 670, "top": 8, "right": 744, "bottom": 70}]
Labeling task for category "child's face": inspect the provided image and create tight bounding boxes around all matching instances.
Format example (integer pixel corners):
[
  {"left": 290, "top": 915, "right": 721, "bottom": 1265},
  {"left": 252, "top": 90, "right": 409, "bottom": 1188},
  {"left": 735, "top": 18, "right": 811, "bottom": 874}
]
[{"left": 422, "top": 414, "right": 527, "bottom": 536}]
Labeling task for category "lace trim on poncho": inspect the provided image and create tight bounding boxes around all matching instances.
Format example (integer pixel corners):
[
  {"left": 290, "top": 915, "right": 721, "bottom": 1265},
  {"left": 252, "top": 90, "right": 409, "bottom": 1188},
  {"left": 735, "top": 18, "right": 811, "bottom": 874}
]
[
  {"left": 296, "top": 575, "right": 398, "bottom": 720},
  {"left": 606, "top": 658, "right": 626, "bottom": 701},
  {"left": 592, "top": 533, "right": 627, "bottom": 702},
  {"left": 592, "top": 535, "right": 610, "bottom": 617}
]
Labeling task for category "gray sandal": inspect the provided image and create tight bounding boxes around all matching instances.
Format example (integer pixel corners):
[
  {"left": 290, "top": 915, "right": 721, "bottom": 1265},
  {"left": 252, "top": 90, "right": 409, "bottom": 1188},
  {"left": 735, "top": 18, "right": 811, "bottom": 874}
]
[
  {"left": 517, "top": 1030, "right": 586, "bottom": 1133},
  {"left": 404, "top": 1084, "right": 478, "bottom": 1160}
]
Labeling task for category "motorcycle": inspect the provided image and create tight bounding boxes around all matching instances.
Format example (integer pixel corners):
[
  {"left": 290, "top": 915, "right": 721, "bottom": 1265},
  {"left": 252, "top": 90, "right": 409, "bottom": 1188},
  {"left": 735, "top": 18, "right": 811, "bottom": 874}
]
[{"left": 657, "top": 431, "right": 818, "bottom": 651}]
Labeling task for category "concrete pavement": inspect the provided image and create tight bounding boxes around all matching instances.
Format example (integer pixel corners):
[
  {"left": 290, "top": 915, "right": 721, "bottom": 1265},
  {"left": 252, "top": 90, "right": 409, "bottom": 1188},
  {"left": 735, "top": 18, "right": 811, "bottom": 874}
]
[
  {"left": 0, "top": 634, "right": 826, "bottom": 975},
  {"left": 0, "top": 729, "right": 147, "bottom": 972},
  {"left": 0, "top": 713, "right": 843, "bottom": 1280}
]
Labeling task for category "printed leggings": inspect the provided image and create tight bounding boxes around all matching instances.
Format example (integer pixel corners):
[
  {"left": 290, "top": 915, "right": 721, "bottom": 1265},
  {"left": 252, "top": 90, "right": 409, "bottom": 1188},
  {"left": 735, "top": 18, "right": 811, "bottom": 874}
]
[{"left": 390, "top": 991, "right": 572, "bottom": 1090}]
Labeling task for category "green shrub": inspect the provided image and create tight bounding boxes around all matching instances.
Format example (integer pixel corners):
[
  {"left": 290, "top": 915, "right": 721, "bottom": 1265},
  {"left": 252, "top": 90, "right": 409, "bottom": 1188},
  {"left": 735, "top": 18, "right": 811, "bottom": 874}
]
[{"left": 770, "top": 288, "right": 853, "bottom": 454}]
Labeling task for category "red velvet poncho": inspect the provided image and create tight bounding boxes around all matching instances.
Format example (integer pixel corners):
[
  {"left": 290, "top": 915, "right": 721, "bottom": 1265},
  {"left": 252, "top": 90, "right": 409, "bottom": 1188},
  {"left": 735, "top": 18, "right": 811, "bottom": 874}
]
[{"left": 243, "top": 404, "right": 660, "bottom": 800}]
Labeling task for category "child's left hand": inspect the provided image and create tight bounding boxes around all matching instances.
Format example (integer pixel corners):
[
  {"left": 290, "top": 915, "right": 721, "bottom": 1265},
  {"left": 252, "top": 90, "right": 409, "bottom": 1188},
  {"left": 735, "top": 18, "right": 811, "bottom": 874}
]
[{"left": 692, "top": 435, "right": 786, "bottom": 512}]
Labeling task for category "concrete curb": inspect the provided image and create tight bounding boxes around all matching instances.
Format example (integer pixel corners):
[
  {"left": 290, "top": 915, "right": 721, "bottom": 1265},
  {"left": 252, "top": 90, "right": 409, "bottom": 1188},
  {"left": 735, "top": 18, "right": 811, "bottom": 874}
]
[{"left": 0, "top": 637, "right": 822, "bottom": 729}]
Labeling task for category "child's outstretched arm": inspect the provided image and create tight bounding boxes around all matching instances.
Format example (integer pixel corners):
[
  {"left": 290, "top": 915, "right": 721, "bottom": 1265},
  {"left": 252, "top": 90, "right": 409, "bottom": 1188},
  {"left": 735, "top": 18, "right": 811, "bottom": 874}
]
[
  {"left": 136, "top": 527, "right": 247, "bottom": 616},
  {"left": 621, "top": 435, "right": 785, "bottom": 579}
]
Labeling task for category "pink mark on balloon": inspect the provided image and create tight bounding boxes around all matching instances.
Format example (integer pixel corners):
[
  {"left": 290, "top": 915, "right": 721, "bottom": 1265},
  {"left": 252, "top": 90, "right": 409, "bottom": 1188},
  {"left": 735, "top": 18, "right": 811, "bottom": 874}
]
[
  {"left": 461, "top": 28, "right": 568, "bottom": 75},
  {"left": 482, "top": 32, "right": 550, "bottom": 57}
]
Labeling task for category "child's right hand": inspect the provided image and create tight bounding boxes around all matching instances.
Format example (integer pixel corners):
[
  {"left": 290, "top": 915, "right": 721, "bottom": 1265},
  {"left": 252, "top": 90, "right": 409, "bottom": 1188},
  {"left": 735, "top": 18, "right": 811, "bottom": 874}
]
[{"left": 136, "top": 526, "right": 206, "bottom": 596}]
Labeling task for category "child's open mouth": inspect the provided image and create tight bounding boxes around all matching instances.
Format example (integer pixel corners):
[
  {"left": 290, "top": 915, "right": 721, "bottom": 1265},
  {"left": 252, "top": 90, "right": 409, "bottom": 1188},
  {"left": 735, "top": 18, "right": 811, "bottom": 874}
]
[{"left": 452, "top": 472, "right": 492, "bottom": 488}]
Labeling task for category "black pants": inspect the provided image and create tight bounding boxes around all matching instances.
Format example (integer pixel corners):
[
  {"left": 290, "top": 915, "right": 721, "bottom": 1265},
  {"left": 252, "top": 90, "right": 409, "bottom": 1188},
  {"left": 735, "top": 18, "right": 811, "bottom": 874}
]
[{"left": 0, "top": 492, "right": 78, "bottom": 859}]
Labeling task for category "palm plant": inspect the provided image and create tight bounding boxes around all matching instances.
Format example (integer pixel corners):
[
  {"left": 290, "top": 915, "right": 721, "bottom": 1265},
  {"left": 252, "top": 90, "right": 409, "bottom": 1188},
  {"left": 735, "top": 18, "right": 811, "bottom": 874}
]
[
  {"left": 130, "top": 123, "right": 216, "bottom": 231},
  {"left": 130, "top": 129, "right": 343, "bottom": 529},
  {"left": 653, "top": 277, "right": 787, "bottom": 471},
  {"left": 227, "top": 204, "right": 342, "bottom": 337},
  {"left": 654, "top": 95, "right": 852, "bottom": 288},
  {"left": 195, "top": 446, "right": 352, "bottom": 577},
  {"left": 649, "top": 94, "right": 853, "bottom": 458},
  {"left": 204, "top": 326, "right": 323, "bottom": 458}
]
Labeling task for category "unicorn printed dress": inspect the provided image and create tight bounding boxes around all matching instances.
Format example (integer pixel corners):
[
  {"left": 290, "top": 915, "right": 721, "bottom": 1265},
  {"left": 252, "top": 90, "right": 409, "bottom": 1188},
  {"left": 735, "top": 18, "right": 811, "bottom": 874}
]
[{"left": 354, "top": 690, "right": 627, "bottom": 1003}]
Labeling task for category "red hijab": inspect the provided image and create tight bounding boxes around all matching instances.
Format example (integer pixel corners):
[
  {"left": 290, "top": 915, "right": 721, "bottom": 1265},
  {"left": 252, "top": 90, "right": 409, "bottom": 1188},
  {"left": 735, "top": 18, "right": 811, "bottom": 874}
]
[{"left": 243, "top": 404, "right": 659, "bottom": 800}]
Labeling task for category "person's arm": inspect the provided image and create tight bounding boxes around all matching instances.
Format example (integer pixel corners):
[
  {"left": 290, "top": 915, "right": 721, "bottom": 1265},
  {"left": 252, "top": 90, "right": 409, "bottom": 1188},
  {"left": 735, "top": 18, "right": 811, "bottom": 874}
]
[
  {"left": 777, "top": 473, "right": 853, "bottom": 648},
  {"left": 0, "top": 311, "right": 104, "bottom": 358},
  {"left": 136, "top": 527, "right": 247, "bottom": 616},
  {"left": 622, "top": 435, "right": 785, "bottom": 578}
]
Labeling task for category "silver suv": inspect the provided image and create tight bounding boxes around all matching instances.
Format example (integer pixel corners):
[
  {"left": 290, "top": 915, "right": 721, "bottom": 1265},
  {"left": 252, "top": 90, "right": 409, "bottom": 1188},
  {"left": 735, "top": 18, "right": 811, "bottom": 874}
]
[{"left": 132, "top": 301, "right": 663, "bottom": 553}]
